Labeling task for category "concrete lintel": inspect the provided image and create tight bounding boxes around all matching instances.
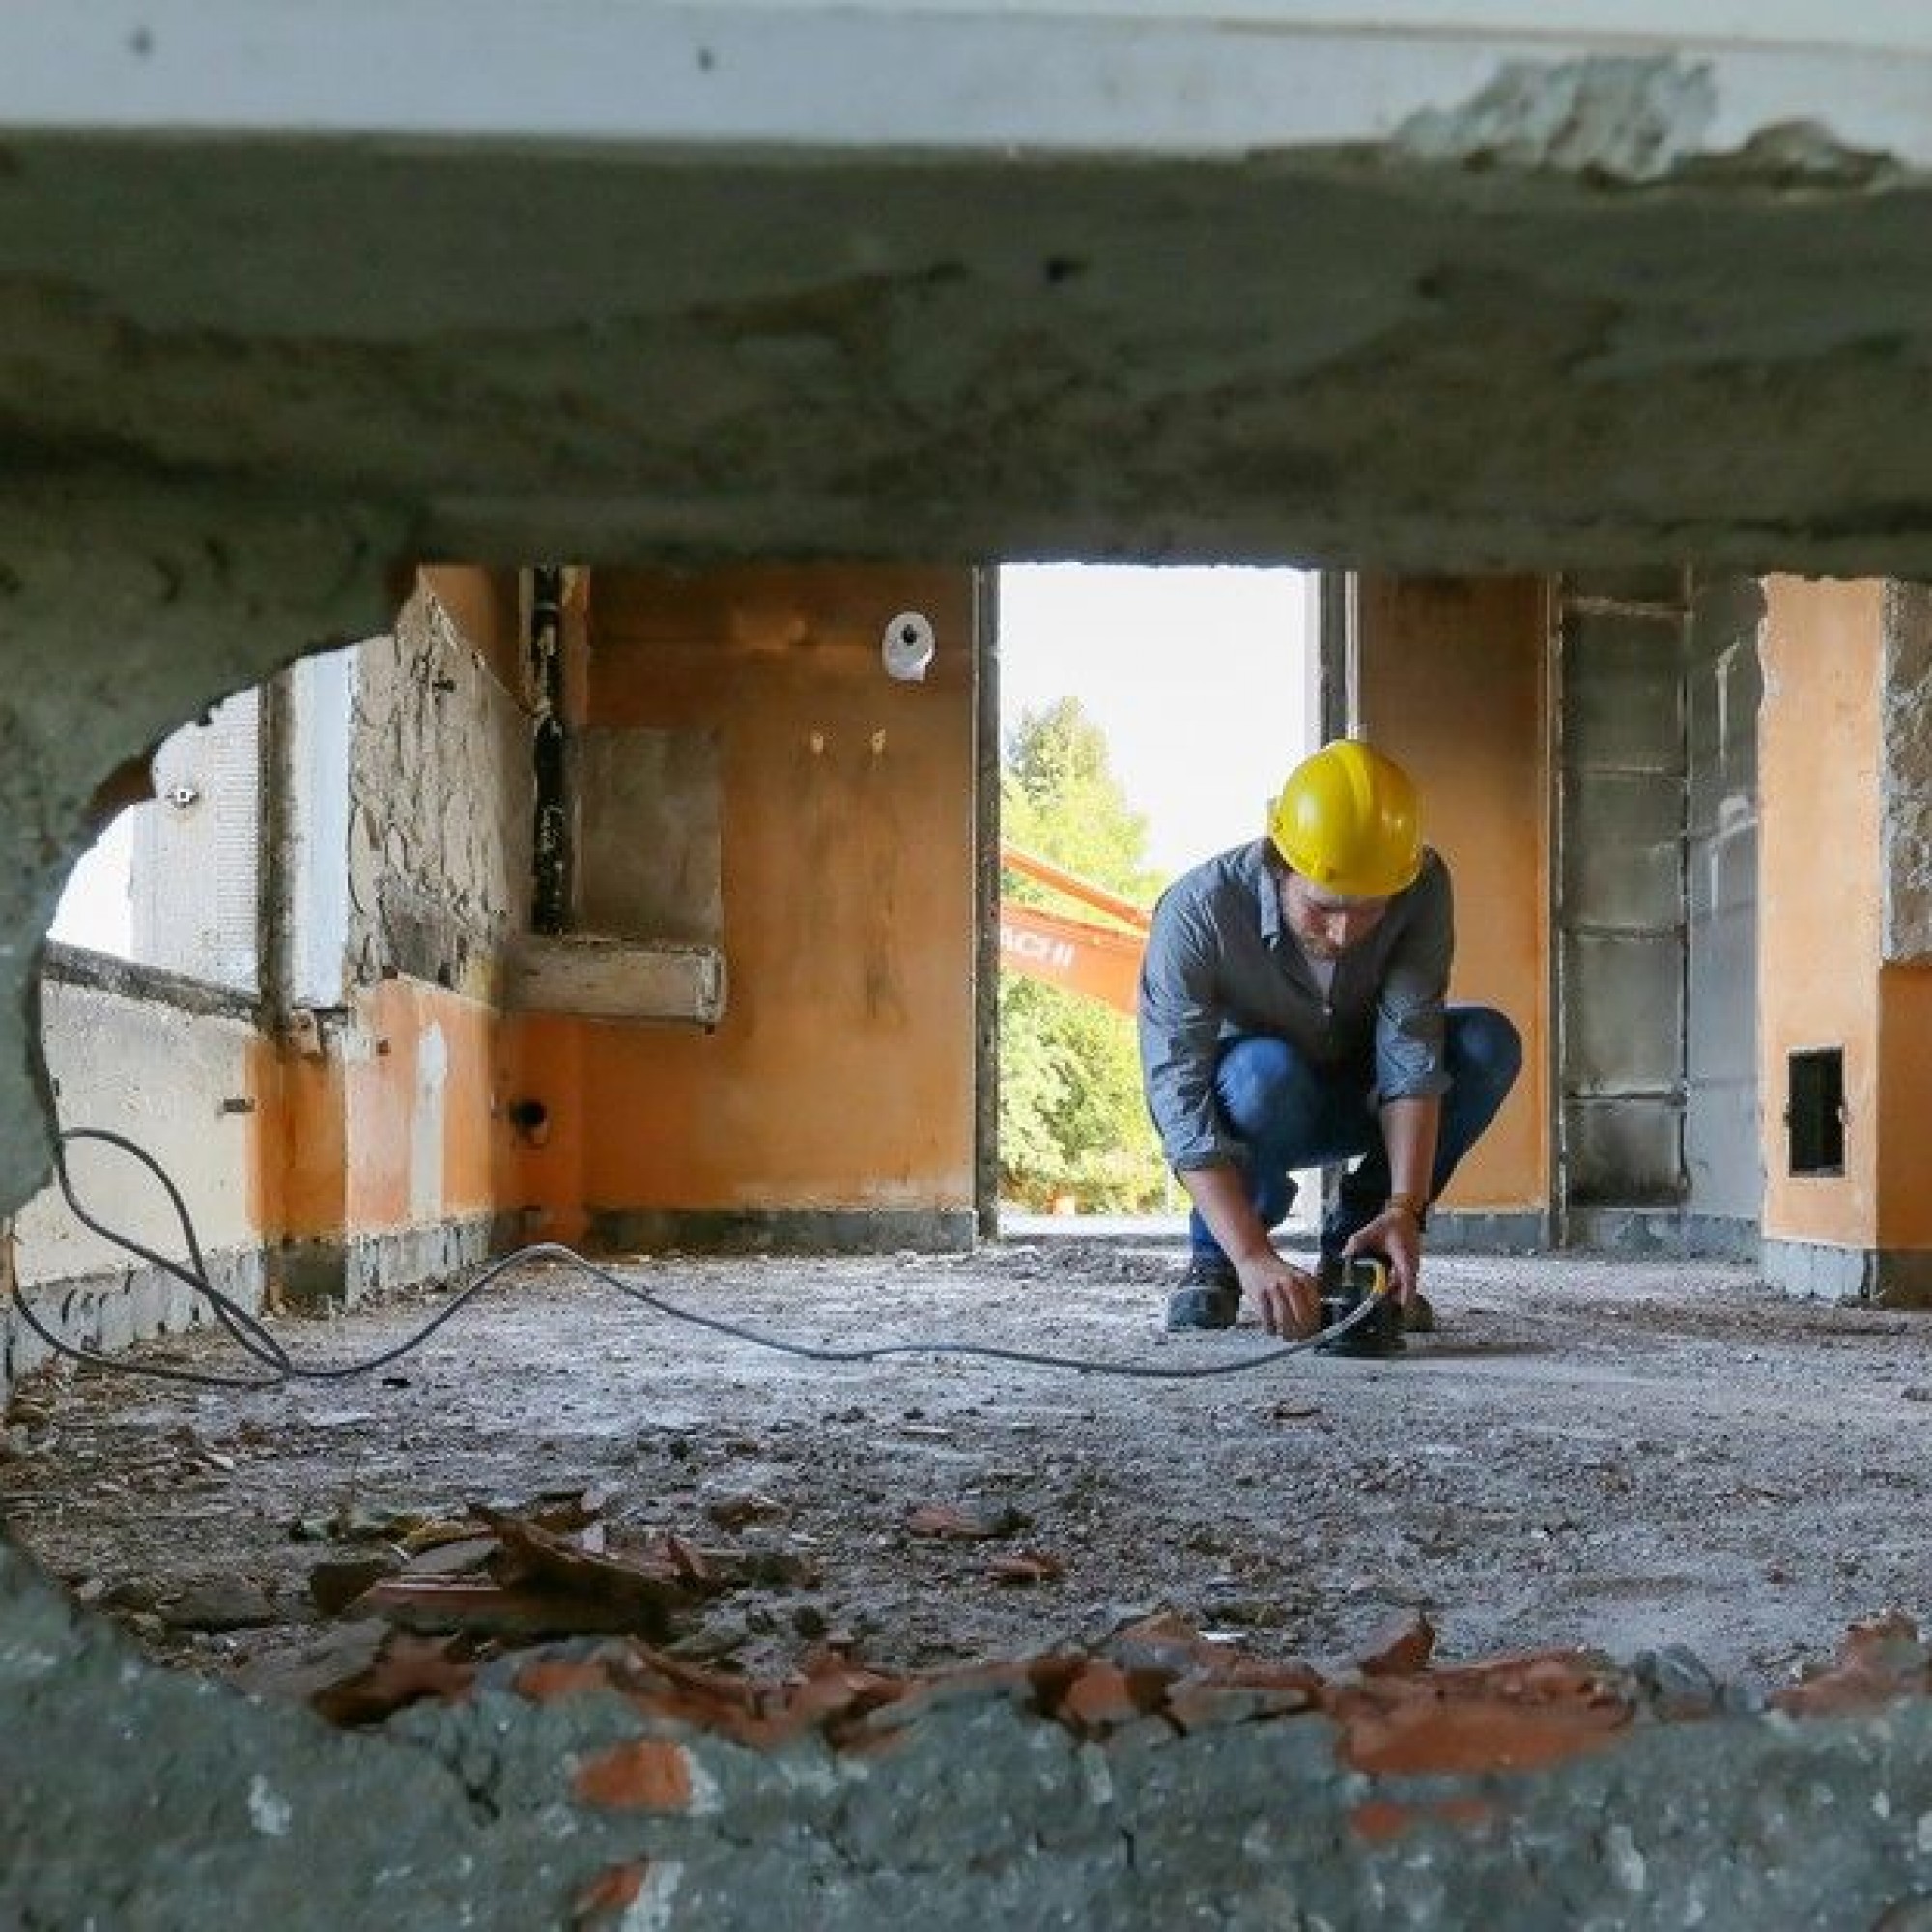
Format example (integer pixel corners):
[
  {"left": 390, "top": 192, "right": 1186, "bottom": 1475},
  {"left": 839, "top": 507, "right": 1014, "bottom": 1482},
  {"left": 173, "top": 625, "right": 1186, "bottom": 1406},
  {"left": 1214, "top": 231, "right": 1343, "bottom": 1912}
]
[
  {"left": 39, "top": 939, "right": 261, "bottom": 1025},
  {"left": 505, "top": 935, "right": 726, "bottom": 1026}
]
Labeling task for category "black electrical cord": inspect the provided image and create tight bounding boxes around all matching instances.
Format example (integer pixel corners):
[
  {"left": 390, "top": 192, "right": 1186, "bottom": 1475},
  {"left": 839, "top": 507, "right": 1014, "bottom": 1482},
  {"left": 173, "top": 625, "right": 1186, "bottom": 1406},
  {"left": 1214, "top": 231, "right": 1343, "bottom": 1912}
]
[{"left": 6, "top": 1126, "right": 1384, "bottom": 1392}]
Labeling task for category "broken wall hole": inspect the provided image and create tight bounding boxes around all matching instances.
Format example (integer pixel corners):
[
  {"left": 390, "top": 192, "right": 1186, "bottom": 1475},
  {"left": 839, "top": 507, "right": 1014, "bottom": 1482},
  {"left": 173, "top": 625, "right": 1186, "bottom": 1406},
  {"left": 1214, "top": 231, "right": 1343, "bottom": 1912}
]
[
  {"left": 7, "top": 547, "right": 1932, "bottom": 1925},
  {"left": 26, "top": 34, "right": 1932, "bottom": 1905}
]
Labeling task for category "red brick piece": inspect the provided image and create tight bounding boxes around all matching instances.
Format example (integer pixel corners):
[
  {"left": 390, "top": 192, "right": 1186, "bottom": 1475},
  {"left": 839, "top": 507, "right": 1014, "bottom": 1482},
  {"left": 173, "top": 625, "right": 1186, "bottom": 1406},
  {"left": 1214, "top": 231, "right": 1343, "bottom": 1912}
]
[{"left": 574, "top": 1739, "right": 695, "bottom": 1812}]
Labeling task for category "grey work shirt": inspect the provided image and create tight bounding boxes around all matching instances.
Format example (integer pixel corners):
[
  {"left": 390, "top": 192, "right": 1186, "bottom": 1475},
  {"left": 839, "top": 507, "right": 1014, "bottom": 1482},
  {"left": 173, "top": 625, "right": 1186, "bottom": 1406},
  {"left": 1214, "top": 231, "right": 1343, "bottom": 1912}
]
[{"left": 1137, "top": 839, "right": 1454, "bottom": 1171}]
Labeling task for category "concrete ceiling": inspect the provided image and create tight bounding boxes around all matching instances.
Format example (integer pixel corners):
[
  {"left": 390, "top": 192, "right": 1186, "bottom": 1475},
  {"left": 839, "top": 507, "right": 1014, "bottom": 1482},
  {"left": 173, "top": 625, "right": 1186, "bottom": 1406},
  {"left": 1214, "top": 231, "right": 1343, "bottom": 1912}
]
[{"left": 5, "top": 10, "right": 1932, "bottom": 574}]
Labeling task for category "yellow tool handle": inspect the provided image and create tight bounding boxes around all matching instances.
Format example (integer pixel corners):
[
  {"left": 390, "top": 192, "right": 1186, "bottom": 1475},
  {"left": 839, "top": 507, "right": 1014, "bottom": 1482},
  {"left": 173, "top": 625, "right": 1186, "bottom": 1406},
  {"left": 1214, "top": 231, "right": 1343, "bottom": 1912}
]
[{"left": 1353, "top": 1257, "right": 1391, "bottom": 1299}]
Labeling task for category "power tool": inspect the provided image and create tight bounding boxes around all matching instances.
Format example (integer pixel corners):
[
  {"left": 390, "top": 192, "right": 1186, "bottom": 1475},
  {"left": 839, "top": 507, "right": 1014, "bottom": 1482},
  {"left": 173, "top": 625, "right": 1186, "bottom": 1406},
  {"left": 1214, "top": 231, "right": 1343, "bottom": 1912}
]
[{"left": 1315, "top": 1254, "right": 1406, "bottom": 1358}]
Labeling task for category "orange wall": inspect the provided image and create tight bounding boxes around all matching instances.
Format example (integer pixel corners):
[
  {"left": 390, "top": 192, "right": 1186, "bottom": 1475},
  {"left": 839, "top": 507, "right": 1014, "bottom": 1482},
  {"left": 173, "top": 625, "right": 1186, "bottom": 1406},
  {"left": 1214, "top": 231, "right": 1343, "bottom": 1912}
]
[
  {"left": 255, "top": 1037, "right": 345, "bottom": 1241},
  {"left": 1758, "top": 576, "right": 1884, "bottom": 1249},
  {"left": 257, "top": 979, "right": 509, "bottom": 1243},
  {"left": 510, "top": 566, "right": 979, "bottom": 1224},
  {"left": 1879, "top": 966, "right": 1932, "bottom": 1248},
  {"left": 1356, "top": 575, "right": 1551, "bottom": 1213},
  {"left": 342, "top": 979, "right": 506, "bottom": 1231}
]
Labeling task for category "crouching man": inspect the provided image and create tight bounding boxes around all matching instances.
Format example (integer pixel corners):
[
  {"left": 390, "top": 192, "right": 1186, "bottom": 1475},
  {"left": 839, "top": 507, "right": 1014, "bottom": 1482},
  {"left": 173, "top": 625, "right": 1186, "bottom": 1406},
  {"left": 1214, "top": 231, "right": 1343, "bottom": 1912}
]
[{"left": 1137, "top": 739, "right": 1520, "bottom": 1336}]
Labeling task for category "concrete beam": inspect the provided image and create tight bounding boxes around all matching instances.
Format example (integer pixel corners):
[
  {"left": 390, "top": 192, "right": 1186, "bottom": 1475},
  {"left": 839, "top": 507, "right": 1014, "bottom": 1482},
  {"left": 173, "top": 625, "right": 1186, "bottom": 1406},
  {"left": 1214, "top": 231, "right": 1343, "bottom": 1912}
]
[
  {"left": 9, "top": 5, "right": 1932, "bottom": 164},
  {"left": 6, "top": 26, "right": 1932, "bottom": 572},
  {"left": 507, "top": 936, "right": 728, "bottom": 1025}
]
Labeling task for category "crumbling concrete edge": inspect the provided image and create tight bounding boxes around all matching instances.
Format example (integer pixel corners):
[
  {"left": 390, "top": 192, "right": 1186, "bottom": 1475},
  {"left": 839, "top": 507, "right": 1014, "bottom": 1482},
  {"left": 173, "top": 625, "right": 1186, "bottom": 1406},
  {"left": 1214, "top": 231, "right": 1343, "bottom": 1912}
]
[{"left": 14, "top": 1530, "right": 1932, "bottom": 1930}]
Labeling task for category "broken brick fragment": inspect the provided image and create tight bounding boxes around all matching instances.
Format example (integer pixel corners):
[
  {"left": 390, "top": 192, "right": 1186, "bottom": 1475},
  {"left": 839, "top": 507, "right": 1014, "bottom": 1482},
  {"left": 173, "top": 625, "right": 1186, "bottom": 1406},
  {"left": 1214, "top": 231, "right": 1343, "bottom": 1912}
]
[
  {"left": 1773, "top": 1611, "right": 1932, "bottom": 1717},
  {"left": 1329, "top": 1651, "right": 1631, "bottom": 1776},
  {"left": 573, "top": 1862, "right": 647, "bottom": 1922},
  {"left": 1358, "top": 1610, "right": 1436, "bottom": 1678},
  {"left": 1338, "top": 1697, "right": 1625, "bottom": 1776},
  {"left": 1350, "top": 1797, "right": 1494, "bottom": 1845},
  {"left": 517, "top": 1657, "right": 622, "bottom": 1705},
  {"left": 574, "top": 1739, "right": 695, "bottom": 1812},
  {"left": 904, "top": 1501, "right": 1030, "bottom": 1541},
  {"left": 1052, "top": 1662, "right": 1169, "bottom": 1738},
  {"left": 987, "top": 1548, "right": 1064, "bottom": 1586},
  {"left": 309, "top": 1633, "right": 476, "bottom": 1727}
]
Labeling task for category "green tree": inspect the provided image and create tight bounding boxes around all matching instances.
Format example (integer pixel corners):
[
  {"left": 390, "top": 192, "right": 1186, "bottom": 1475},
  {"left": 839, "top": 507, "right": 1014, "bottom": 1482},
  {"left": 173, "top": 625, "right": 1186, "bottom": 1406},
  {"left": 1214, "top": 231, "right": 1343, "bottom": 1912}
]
[{"left": 999, "top": 699, "right": 1171, "bottom": 1213}]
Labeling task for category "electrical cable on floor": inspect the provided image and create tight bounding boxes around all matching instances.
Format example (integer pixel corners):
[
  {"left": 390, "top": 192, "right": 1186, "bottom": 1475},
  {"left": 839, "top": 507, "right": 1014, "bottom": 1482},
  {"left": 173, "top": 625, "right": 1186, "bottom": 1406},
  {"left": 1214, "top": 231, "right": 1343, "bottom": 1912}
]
[{"left": 6, "top": 1125, "right": 1381, "bottom": 1392}]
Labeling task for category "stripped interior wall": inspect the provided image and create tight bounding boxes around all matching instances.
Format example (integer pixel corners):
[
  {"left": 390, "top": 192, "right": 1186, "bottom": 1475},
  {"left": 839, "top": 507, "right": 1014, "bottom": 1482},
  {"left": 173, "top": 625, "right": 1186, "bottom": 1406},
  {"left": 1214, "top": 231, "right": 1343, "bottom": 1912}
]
[
  {"left": 1556, "top": 571, "right": 1690, "bottom": 1236},
  {"left": 5, "top": 560, "right": 988, "bottom": 1401},
  {"left": 2, "top": 565, "right": 535, "bottom": 1389},
  {"left": 504, "top": 565, "right": 982, "bottom": 1255},
  {"left": 1552, "top": 569, "right": 1764, "bottom": 1253}
]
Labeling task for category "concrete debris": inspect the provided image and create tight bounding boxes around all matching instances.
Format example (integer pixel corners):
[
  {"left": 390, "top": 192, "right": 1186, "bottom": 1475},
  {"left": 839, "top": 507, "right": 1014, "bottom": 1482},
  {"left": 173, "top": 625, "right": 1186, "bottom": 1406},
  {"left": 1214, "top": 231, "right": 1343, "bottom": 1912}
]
[
  {"left": 905, "top": 1501, "right": 1031, "bottom": 1541},
  {"left": 158, "top": 1577, "right": 280, "bottom": 1632},
  {"left": 1393, "top": 54, "right": 1717, "bottom": 182},
  {"left": 310, "top": 1552, "right": 405, "bottom": 1616},
  {"left": 706, "top": 1492, "right": 785, "bottom": 1530},
  {"left": 987, "top": 1549, "right": 1065, "bottom": 1587}
]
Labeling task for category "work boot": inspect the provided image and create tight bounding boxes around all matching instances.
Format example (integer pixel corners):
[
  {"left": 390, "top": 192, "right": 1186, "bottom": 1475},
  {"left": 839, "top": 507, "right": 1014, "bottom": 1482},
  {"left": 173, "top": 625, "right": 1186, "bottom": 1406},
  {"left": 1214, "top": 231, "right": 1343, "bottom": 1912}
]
[
  {"left": 1403, "top": 1292, "right": 1436, "bottom": 1334},
  {"left": 1166, "top": 1254, "right": 1240, "bottom": 1331}
]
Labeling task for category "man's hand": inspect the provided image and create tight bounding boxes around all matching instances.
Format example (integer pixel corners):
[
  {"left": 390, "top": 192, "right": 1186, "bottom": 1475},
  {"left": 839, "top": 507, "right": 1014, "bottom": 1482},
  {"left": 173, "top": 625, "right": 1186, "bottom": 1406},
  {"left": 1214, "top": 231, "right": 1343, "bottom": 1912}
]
[
  {"left": 1235, "top": 1251, "right": 1320, "bottom": 1338},
  {"left": 1343, "top": 1210, "right": 1422, "bottom": 1304}
]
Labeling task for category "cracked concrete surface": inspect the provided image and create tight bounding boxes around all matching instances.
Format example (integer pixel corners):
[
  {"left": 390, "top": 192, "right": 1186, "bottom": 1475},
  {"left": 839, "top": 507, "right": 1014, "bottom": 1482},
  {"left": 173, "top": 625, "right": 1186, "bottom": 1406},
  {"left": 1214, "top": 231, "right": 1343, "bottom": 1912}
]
[{"left": 14, "top": 1248, "right": 1932, "bottom": 1693}]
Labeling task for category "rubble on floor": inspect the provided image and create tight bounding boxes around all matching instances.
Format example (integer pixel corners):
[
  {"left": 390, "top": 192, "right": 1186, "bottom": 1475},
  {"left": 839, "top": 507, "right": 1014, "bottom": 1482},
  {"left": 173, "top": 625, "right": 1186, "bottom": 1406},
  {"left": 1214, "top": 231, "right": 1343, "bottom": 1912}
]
[{"left": 12, "top": 1241, "right": 1932, "bottom": 1710}]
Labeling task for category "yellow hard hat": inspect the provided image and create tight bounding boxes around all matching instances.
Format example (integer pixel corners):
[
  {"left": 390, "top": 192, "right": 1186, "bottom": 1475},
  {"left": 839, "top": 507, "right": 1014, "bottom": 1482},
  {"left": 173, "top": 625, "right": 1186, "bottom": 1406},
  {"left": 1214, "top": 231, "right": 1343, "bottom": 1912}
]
[{"left": 1267, "top": 740, "right": 1422, "bottom": 898}]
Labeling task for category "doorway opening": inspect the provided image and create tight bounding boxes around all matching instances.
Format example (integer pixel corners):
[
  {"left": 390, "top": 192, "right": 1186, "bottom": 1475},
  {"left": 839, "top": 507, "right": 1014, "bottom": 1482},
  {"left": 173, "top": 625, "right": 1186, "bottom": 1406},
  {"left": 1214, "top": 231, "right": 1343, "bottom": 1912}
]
[{"left": 993, "top": 563, "right": 1318, "bottom": 1237}]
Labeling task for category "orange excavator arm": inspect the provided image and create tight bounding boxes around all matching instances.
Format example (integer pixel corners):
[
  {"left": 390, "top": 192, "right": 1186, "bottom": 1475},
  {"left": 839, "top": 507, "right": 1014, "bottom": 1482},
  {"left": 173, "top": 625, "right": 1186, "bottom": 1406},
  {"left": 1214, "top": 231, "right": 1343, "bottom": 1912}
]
[{"left": 999, "top": 842, "right": 1152, "bottom": 1018}]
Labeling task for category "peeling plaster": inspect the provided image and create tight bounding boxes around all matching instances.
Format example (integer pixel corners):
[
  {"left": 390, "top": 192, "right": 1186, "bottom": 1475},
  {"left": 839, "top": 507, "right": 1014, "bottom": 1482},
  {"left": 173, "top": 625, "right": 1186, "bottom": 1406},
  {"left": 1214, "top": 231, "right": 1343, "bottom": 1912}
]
[
  {"left": 346, "top": 586, "right": 531, "bottom": 996},
  {"left": 1882, "top": 582, "right": 1932, "bottom": 963}
]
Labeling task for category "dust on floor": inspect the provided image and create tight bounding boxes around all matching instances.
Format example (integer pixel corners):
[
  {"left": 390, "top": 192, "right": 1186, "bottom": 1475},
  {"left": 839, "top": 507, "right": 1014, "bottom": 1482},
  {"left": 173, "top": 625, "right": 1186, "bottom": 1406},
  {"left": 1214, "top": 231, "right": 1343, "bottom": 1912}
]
[{"left": 4, "top": 1240, "right": 1931, "bottom": 1699}]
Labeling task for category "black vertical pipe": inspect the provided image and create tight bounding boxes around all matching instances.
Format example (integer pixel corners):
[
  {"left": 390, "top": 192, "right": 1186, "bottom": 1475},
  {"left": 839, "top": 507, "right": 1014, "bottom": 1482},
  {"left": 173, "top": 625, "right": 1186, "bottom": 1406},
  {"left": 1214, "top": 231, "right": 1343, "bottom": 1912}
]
[{"left": 529, "top": 565, "right": 569, "bottom": 935}]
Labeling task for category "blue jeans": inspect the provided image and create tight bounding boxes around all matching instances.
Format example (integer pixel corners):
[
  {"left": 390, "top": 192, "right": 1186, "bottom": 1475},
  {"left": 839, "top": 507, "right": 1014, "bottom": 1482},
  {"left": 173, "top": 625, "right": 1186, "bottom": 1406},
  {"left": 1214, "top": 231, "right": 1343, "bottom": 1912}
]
[{"left": 1188, "top": 1007, "right": 1523, "bottom": 1263}]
